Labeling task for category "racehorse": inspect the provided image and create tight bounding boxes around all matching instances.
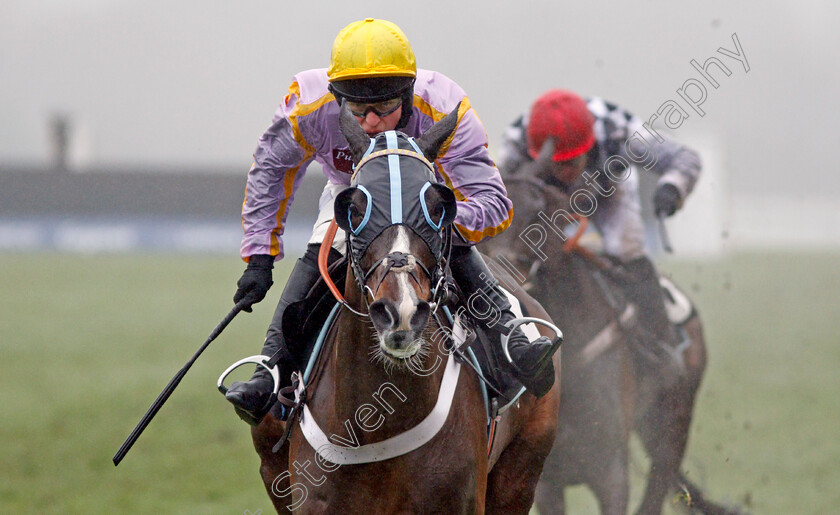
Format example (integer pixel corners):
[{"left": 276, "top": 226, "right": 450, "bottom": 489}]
[
  {"left": 244, "top": 105, "right": 562, "bottom": 514},
  {"left": 481, "top": 177, "right": 736, "bottom": 514}
]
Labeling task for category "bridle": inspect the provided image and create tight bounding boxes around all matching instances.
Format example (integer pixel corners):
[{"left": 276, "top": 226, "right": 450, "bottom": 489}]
[
  {"left": 319, "top": 137, "right": 456, "bottom": 318},
  {"left": 345, "top": 224, "right": 454, "bottom": 316}
]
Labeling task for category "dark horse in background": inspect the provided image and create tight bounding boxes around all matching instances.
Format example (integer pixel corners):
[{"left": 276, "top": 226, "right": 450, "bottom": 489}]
[
  {"left": 243, "top": 106, "right": 562, "bottom": 514},
  {"left": 482, "top": 177, "right": 741, "bottom": 515}
]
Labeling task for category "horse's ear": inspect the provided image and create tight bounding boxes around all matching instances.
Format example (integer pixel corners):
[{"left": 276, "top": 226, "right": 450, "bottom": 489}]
[
  {"left": 515, "top": 137, "right": 556, "bottom": 180},
  {"left": 415, "top": 101, "right": 461, "bottom": 162},
  {"left": 423, "top": 183, "right": 457, "bottom": 228},
  {"left": 334, "top": 187, "right": 368, "bottom": 233},
  {"left": 338, "top": 102, "right": 372, "bottom": 165}
]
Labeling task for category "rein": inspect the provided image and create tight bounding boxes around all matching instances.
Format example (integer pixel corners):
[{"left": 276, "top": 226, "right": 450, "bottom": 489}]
[{"left": 318, "top": 219, "right": 369, "bottom": 317}]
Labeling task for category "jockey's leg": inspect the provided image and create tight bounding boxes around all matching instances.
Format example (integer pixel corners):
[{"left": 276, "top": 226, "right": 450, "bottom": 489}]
[
  {"left": 592, "top": 176, "right": 681, "bottom": 361},
  {"left": 620, "top": 255, "right": 680, "bottom": 347},
  {"left": 450, "top": 245, "right": 559, "bottom": 397},
  {"left": 225, "top": 244, "right": 337, "bottom": 425}
]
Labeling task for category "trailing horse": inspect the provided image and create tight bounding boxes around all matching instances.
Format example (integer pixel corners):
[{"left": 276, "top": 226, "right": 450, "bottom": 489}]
[
  {"left": 229, "top": 105, "right": 562, "bottom": 514},
  {"left": 482, "top": 177, "right": 740, "bottom": 515}
]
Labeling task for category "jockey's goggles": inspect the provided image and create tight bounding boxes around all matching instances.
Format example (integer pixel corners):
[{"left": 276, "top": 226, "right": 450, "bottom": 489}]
[{"left": 345, "top": 97, "right": 402, "bottom": 118}]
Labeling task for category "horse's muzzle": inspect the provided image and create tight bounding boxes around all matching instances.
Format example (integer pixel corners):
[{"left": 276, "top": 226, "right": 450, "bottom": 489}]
[{"left": 370, "top": 299, "right": 431, "bottom": 358}]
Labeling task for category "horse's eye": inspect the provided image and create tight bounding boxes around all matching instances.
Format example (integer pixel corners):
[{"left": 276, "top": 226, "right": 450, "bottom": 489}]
[
  {"left": 349, "top": 204, "right": 364, "bottom": 225},
  {"left": 429, "top": 204, "right": 444, "bottom": 225}
]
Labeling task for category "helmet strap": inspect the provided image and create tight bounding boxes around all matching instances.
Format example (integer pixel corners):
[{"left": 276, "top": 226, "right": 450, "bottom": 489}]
[{"left": 396, "top": 85, "right": 415, "bottom": 129}]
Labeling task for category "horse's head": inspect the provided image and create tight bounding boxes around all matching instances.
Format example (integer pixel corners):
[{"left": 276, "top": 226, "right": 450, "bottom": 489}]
[
  {"left": 334, "top": 102, "right": 458, "bottom": 366},
  {"left": 483, "top": 173, "right": 575, "bottom": 283}
]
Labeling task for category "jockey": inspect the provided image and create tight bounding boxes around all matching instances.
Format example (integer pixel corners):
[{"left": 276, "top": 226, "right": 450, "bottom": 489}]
[
  {"left": 498, "top": 89, "right": 702, "bottom": 360},
  {"left": 225, "top": 18, "right": 558, "bottom": 426}
]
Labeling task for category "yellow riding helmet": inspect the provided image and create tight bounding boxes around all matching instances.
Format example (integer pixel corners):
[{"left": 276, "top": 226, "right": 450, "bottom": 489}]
[{"left": 327, "top": 18, "right": 417, "bottom": 82}]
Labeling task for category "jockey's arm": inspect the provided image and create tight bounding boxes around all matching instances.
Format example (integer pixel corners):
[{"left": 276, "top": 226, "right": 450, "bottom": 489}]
[
  {"left": 436, "top": 106, "right": 514, "bottom": 245},
  {"left": 240, "top": 95, "right": 315, "bottom": 262},
  {"left": 625, "top": 117, "right": 702, "bottom": 203}
]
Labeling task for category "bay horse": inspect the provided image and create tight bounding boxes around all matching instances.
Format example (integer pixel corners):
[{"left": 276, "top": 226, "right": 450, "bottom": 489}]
[
  {"left": 240, "top": 105, "right": 561, "bottom": 514},
  {"left": 481, "top": 177, "right": 735, "bottom": 514}
]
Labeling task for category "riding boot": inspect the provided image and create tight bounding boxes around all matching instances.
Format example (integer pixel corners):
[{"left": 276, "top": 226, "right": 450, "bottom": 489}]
[
  {"left": 449, "top": 246, "right": 559, "bottom": 397},
  {"left": 225, "top": 244, "right": 333, "bottom": 425},
  {"left": 620, "top": 256, "right": 684, "bottom": 381}
]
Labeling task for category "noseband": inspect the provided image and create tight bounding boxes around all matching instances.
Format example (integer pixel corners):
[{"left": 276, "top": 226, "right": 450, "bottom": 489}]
[
  {"left": 347, "top": 226, "right": 453, "bottom": 315},
  {"left": 363, "top": 251, "right": 426, "bottom": 296}
]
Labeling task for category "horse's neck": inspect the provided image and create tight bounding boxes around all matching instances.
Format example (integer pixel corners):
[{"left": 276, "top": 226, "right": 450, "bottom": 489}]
[{"left": 540, "top": 253, "right": 622, "bottom": 339}]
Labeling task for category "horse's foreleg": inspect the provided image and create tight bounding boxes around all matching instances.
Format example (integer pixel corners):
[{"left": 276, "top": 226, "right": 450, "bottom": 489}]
[
  {"left": 251, "top": 413, "right": 292, "bottom": 514},
  {"left": 485, "top": 384, "right": 559, "bottom": 515},
  {"left": 635, "top": 380, "right": 695, "bottom": 515},
  {"left": 635, "top": 315, "right": 707, "bottom": 515},
  {"left": 588, "top": 451, "right": 630, "bottom": 515},
  {"left": 534, "top": 478, "right": 566, "bottom": 515}
]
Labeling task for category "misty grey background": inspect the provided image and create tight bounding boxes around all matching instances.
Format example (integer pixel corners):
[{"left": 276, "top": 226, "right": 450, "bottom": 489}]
[{"left": 1, "top": 0, "right": 838, "bottom": 250}]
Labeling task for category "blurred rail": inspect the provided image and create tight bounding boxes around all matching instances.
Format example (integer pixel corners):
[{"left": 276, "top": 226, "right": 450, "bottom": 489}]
[{"left": 0, "top": 166, "right": 323, "bottom": 253}]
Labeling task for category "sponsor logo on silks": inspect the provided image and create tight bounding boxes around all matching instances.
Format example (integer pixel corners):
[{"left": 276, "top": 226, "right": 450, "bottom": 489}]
[{"left": 333, "top": 147, "right": 354, "bottom": 173}]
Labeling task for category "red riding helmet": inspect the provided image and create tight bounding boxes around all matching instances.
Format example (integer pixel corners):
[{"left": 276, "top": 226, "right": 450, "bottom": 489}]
[{"left": 526, "top": 90, "right": 595, "bottom": 161}]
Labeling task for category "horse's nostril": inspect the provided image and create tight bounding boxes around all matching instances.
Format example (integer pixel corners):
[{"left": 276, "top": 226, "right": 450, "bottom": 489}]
[
  {"left": 409, "top": 301, "right": 431, "bottom": 332},
  {"left": 370, "top": 300, "right": 398, "bottom": 331}
]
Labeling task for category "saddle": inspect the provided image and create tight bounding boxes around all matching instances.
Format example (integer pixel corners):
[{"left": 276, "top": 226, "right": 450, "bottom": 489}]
[
  {"left": 433, "top": 275, "right": 535, "bottom": 418},
  {"left": 582, "top": 256, "right": 694, "bottom": 376}
]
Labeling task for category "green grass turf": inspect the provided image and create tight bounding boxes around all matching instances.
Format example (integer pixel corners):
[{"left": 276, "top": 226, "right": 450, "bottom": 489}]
[
  {"left": 0, "top": 252, "right": 837, "bottom": 514},
  {"left": 0, "top": 253, "right": 293, "bottom": 514}
]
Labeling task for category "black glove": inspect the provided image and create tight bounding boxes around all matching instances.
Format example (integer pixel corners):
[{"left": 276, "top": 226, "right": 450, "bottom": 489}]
[
  {"left": 233, "top": 254, "right": 274, "bottom": 312},
  {"left": 653, "top": 183, "right": 681, "bottom": 217}
]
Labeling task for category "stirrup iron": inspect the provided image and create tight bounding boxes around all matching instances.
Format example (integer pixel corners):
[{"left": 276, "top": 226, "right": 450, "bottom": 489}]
[
  {"left": 217, "top": 355, "right": 281, "bottom": 406},
  {"left": 500, "top": 317, "right": 564, "bottom": 364}
]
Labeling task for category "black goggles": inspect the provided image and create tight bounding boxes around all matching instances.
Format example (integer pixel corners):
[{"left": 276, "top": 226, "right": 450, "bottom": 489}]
[{"left": 345, "top": 97, "right": 403, "bottom": 118}]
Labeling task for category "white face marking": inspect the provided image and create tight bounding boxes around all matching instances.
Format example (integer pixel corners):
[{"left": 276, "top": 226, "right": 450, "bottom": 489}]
[
  {"left": 390, "top": 227, "right": 417, "bottom": 331},
  {"left": 391, "top": 225, "right": 411, "bottom": 254}
]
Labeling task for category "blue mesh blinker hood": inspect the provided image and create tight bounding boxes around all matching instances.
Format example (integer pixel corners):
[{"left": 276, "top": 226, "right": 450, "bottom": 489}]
[{"left": 333, "top": 130, "right": 457, "bottom": 262}]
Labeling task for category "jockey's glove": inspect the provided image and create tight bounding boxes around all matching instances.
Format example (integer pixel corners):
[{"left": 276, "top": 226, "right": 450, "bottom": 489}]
[
  {"left": 233, "top": 254, "right": 274, "bottom": 312},
  {"left": 653, "top": 183, "right": 681, "bottom": 217}
]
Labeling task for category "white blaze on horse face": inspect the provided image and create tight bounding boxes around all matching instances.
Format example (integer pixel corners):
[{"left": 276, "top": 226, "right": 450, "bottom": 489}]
[{"left": 391, "top": 226, "right": 419, "bottom": 331}]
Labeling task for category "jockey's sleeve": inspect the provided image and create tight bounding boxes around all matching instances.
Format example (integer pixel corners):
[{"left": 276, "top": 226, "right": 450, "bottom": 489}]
[
  {"left": 624, "top": 115, "right": 702, "bottom": 200},
  {"left": 435, "top": 102, "right": 513, "bottom": 245},
  {"left": 240, "top": 90, "right": 315, "bottom": 261}
]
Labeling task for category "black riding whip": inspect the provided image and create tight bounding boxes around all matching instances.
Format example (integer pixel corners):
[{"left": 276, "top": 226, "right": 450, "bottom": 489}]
[
  {"left": 112, "top": 300, "right": 247, "bottom": 466},
  {"left": 657, "top": 213, "right": 674, "bottom": 254}
]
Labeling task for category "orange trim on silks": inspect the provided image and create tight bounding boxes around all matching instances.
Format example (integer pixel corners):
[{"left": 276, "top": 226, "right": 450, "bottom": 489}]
[
  {"left": 454, "top": 208, "right": 514, "bottom": 245},
  {"left": 264, "top": 83, "right": 335, "bottom": 256},
  {"left": 413, "top": 96, "right": 511, "bottom": 243},
  {"left": 287, "top": 82, "right": 323, "bottom": 153},
  {"left": 437, "top": 98, "right": 470, "bottom": 159},
  {"left": 240, "top": 167, "right": 252, "bottom": 261},
  {"left": 436, "top": 169, "right": 468, "bottom": 202},
  {"left": 413, "top": 96, "right": 471, "bottom": 160},
  {"left": 267, "top": 154, "right": 311, "bottom": 257}
]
